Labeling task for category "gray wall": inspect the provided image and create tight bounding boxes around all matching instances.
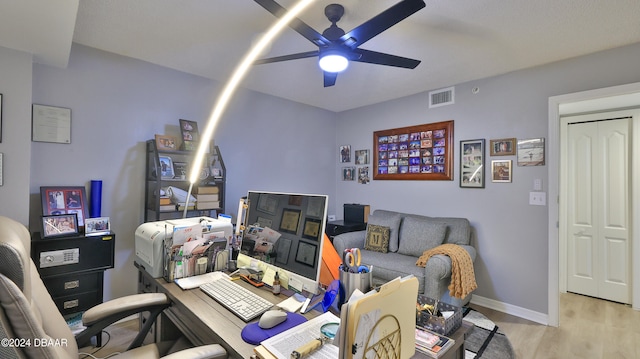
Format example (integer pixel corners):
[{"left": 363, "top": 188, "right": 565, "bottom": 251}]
[
  {"left": 29, "top": 44, "right": 336, "bottom": 300},
  {"left": 335, "top": 42, "right": 640, "bottom": 314},
  {"left": 2, "top": 38, "right": 639, "bottom": 316},
  {"left": 0, "top": 46, "right": 33, "bottom": 225}
]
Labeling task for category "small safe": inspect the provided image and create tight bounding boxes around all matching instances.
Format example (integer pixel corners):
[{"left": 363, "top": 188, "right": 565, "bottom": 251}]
[{"left": 31, "top": 232, "right": 115, "bottom": 316}]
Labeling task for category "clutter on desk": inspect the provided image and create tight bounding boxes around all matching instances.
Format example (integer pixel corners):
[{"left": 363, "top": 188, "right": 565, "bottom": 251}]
[
  {"left": 415, "top": 294, "right": 462, "bottom": 336},
  {"left": 135, "top": 216, "right": 233, "bottom": 279}
]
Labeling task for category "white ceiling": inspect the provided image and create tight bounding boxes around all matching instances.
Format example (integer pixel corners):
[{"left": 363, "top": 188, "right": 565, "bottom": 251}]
[{"left": 3, "top": 0, "right": 640, "bottom": 112}]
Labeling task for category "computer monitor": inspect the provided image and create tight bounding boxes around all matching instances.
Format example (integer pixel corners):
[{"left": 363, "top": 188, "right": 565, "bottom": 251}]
[{"left": 236, "top": 191, "right": 328, "bottom": 294}]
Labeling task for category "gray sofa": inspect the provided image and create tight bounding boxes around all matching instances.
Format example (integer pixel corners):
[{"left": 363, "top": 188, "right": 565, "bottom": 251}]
[{"left": 332, "top": 209, "right": 476, "bottom": 307}]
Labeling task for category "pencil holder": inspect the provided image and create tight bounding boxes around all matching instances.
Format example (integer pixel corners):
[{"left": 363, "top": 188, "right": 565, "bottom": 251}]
[{"left": 339, "top": 268, "right": 372, "bottom": 305}]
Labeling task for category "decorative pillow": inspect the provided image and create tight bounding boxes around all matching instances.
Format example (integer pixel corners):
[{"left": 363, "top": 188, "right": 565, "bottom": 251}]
[
  {"left": 364, "top": 225, "right": 390, "bottom": 253},
  {"left": 397, "top": 218, "right": 447, "bottom": 257},
  {"left": 367, "top": 212, "right": 402, "bottom": 252}
]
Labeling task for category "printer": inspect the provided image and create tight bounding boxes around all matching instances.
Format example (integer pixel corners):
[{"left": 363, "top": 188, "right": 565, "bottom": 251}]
[{"left": 135, "top": 216, "right": 233, "bottom": 278}]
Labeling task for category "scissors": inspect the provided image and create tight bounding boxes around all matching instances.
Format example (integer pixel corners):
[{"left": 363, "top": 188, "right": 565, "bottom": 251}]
[{"left": 342, "top": 248, "right": 368, "bottom": 273}]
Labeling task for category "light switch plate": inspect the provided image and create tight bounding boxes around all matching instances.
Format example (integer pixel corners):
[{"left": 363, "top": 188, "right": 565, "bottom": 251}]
[{"left": 529, "top": 192, "right": 546, "bottom": 206}]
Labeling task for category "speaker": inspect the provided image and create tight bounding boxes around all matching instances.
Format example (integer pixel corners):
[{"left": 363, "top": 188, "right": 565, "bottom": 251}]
[{"left": 344, "top": 204, "right": 370, "bottom": 223}]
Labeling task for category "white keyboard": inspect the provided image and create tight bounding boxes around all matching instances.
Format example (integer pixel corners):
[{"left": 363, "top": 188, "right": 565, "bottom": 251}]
[{"left": 200, "top": 277, "right": 274, "bottom": 322}]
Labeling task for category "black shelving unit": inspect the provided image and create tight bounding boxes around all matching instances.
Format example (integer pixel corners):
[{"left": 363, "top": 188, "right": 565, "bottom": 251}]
[{"left": 145, "top": 139, "right": 226, "bottom": 222}]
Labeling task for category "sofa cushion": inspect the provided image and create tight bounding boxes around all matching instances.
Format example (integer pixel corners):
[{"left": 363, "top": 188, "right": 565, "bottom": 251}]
[
  {"left": 437, "top": 217, "right": 471, "bottom": 245},
  {"left": 397, "top": 218, "right": 447, "bottom": 257},
  {"left": 364, "top": 225, "right": 390, "bottom": 253},
  {"left": 367, "top": 211, "right": 402, "bottom": 252}
]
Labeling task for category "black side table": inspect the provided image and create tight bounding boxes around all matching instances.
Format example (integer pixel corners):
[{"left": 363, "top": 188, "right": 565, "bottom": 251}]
[{"left": 325, "top": 220, "right": 367, "bottom": 241}]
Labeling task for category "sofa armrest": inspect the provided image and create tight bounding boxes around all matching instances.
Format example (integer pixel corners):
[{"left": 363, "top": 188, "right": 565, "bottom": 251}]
[
  {"left": 332, "top": 230, "right": 366, "bottom": 254},
  {"left": 459, "top": 244, "right": 477, "bottom": 262},
  {"left": 423, "top": 244, "right": 476, "bottom": 279}
]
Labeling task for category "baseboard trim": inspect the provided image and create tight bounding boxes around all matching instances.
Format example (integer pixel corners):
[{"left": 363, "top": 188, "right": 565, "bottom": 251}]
[{"left": 470, "top": 294, "right": 549, "bottom": 325}]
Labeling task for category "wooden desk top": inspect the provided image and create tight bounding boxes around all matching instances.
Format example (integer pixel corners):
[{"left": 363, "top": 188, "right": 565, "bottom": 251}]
[{"left": 150, "top": 274, "right": 308, "bottom": 359}]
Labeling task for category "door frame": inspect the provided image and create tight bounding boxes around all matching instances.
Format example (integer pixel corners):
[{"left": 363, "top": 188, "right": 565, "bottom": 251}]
[{"left": 548, "top": 82, "right": 640, "bottom": 326}]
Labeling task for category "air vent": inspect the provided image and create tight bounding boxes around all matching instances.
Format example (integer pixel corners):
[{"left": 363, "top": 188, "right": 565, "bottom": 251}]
[{"left": 429, "top": 87, "right": 455, "bottom": 108}]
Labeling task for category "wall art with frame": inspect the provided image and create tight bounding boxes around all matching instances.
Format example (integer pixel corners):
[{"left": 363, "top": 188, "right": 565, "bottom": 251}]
[
  {"left": 490, "top": 138, "right": 516, "bottom": 156},
  {"left": 373, "top": 120, "right": 454, "bottom": 180},
  {"left": 40, "top": 186, "right": 89, "bottom": 227},
  {"left": 517, "top": 138, "right": 545, "bottom": 166},
  {"left": 491, "top": 160, "right": 512, "bottom": 182},
  {"left": 460, "top": 139, "right": 485, "bottom": 188}
]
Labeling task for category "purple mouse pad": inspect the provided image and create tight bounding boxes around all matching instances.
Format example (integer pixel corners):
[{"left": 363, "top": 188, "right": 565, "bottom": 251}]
[{"left": 241, "top": 312, "right": 307, "bottom": 345}]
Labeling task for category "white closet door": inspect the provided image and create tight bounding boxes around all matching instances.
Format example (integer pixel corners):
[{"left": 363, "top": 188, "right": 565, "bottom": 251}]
[{"left": 567, "top": 116, "right": 630, "bottom": 304}]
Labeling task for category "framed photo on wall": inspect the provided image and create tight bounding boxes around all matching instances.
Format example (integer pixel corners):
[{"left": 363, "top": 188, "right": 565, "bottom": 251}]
[
  {"left": 40, "top": 186, "right": 89, "bottom": 227},
  {"left": 517, "top": 138, "right": 545, "bottom": 166},
  {"left": 490, "top": 138, "right": 516, "bottom": 156},
  {"left": 373, "top": 120, "right": 454, "bottom": 180},
  {"left": 491, "top": 160, "right": 512, "bottom": 182},
  {"left": 460, "top": 139, "right": 485, "bottom": 188},
  {"left": 179, "top": 119, "right": 199, "bottom": 150},
  {"left": 340, "top": 145, "right": 351, "bottom": 163}
]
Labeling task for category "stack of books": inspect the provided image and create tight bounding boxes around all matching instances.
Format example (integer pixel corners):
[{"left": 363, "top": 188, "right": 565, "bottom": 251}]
[
  {"left": 159, "top": 195, "right": 175, "bottom": 211},
  {"left": 415, "top": 327, "right": 454, "bottom": 358},
  {"left": 195, "top": 186, "right": 220, "bottom": 210}
]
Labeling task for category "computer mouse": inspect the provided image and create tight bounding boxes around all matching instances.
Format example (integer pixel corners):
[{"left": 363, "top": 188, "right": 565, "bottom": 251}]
[{"left": 258, "top": 309, "right": 287, "bottom": 329}]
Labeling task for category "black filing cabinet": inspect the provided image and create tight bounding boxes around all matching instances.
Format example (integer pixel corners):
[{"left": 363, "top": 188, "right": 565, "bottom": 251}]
[
  {"left": 31, "top": 232, "right": 115, "bottom": 316},
  {"left": 325, "top": 220, "right": 367, "bottom": 241}
]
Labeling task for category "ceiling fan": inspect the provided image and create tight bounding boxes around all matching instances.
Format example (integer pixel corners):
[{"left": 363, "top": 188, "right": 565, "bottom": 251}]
[{"left": 253, "top": 0, "right": 426, "bottom": 87}]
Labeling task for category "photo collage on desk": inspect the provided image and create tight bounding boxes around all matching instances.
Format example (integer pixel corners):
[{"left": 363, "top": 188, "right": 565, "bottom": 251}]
[
  {"left": 340, "top": 144, "right": 370, "bottom": 184},
  {"left": 377, "top": 129, "right": 447, "bottom": 176}
]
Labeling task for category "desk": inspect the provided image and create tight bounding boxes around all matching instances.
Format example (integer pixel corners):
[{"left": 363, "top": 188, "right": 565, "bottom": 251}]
[
  {"left": 137, "top": 267, "right": 471, "bottom": 359},
  {"left": 137, "top": 267, "right": 310, "bottom": 358}
]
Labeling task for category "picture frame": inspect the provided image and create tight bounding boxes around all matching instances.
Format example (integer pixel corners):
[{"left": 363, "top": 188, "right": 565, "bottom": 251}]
[
  {"left": 158, "top": 156, "right": 175, "bottom": 179},
  {"left": 172, "top": 161, "right": 188, "bottom": 180},
  {"left": 491, "top": 160, "right": 512, "bottom": 182},
  {"left": 358, "top": 166, "right": 370, "bottom": 184},
  {"left": 460, "top": 139, "right": 485, "bottom": 188},
  {"left": 517, "top": 138, "right": 545, "bottom": 166},
  {"left": 342, "top": 166, "right": 356, "bottom": 181},
  {"left": 302, "top": 218, "right": 322, "bottom": 241},
  {"left": 279, "top": 208, "right": 301, "bottom": 234},
  {"left": 179, "top": 119, "right": 199, "bottom": 150},
  {"left": 40, "top": 186, "right": 89, "bottom": 227},
  {"left": 85, "top": 217, "right": 111, "bottom": 236},
  {"left": 373, "top": 120, "right": 454, "bottom": 180},
  {"left": 339, "top": 145, "right": 351, "bottom": 163},
  {"left": 295, "top": 241, "right": 317, "bottom": 267},
  {"left": 155, "top": 134, "right": 178, "bottom": 150},
  {"left": 490, "top": 138, "right": 516, "bottom": 156},
  {"left": 42, "top": 213, "right": 79, "bottom": 238},
  {"left": 355, "top": 149, "right": 369, "bottom": 164},
  {"left": 32, "top": 104, "right": 71, "bottom": 144}
]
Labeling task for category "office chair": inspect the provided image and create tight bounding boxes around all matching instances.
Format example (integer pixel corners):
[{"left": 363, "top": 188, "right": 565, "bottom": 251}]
[{"left": 0, "top": 216, "right": 227, "bottom": 359}]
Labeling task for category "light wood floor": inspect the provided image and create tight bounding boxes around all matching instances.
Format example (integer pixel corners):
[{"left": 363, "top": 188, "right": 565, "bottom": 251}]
[
  {"left": 80, "top": 293, "right": 640, "bottom": 359},
  {"left": 470, "top": 292, "right": 640, "bottom": 359}
]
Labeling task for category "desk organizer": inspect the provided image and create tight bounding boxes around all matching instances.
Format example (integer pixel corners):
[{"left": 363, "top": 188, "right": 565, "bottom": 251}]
[{"left": 415, "top": 295, "right": 462, "bottom": 336}]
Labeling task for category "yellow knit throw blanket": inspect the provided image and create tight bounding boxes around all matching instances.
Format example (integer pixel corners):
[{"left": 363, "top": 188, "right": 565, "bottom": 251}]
[{"left": 415, "top": 243, "right": 477, "bottom": 299}]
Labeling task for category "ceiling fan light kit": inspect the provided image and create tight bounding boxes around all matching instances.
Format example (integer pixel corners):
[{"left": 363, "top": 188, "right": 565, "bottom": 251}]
[
  {"left": 254, "top": 0, "right": 426, "bottom": 86},
  {"left": 319, "top": 51, "right": 349, "bottom": 73}
]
